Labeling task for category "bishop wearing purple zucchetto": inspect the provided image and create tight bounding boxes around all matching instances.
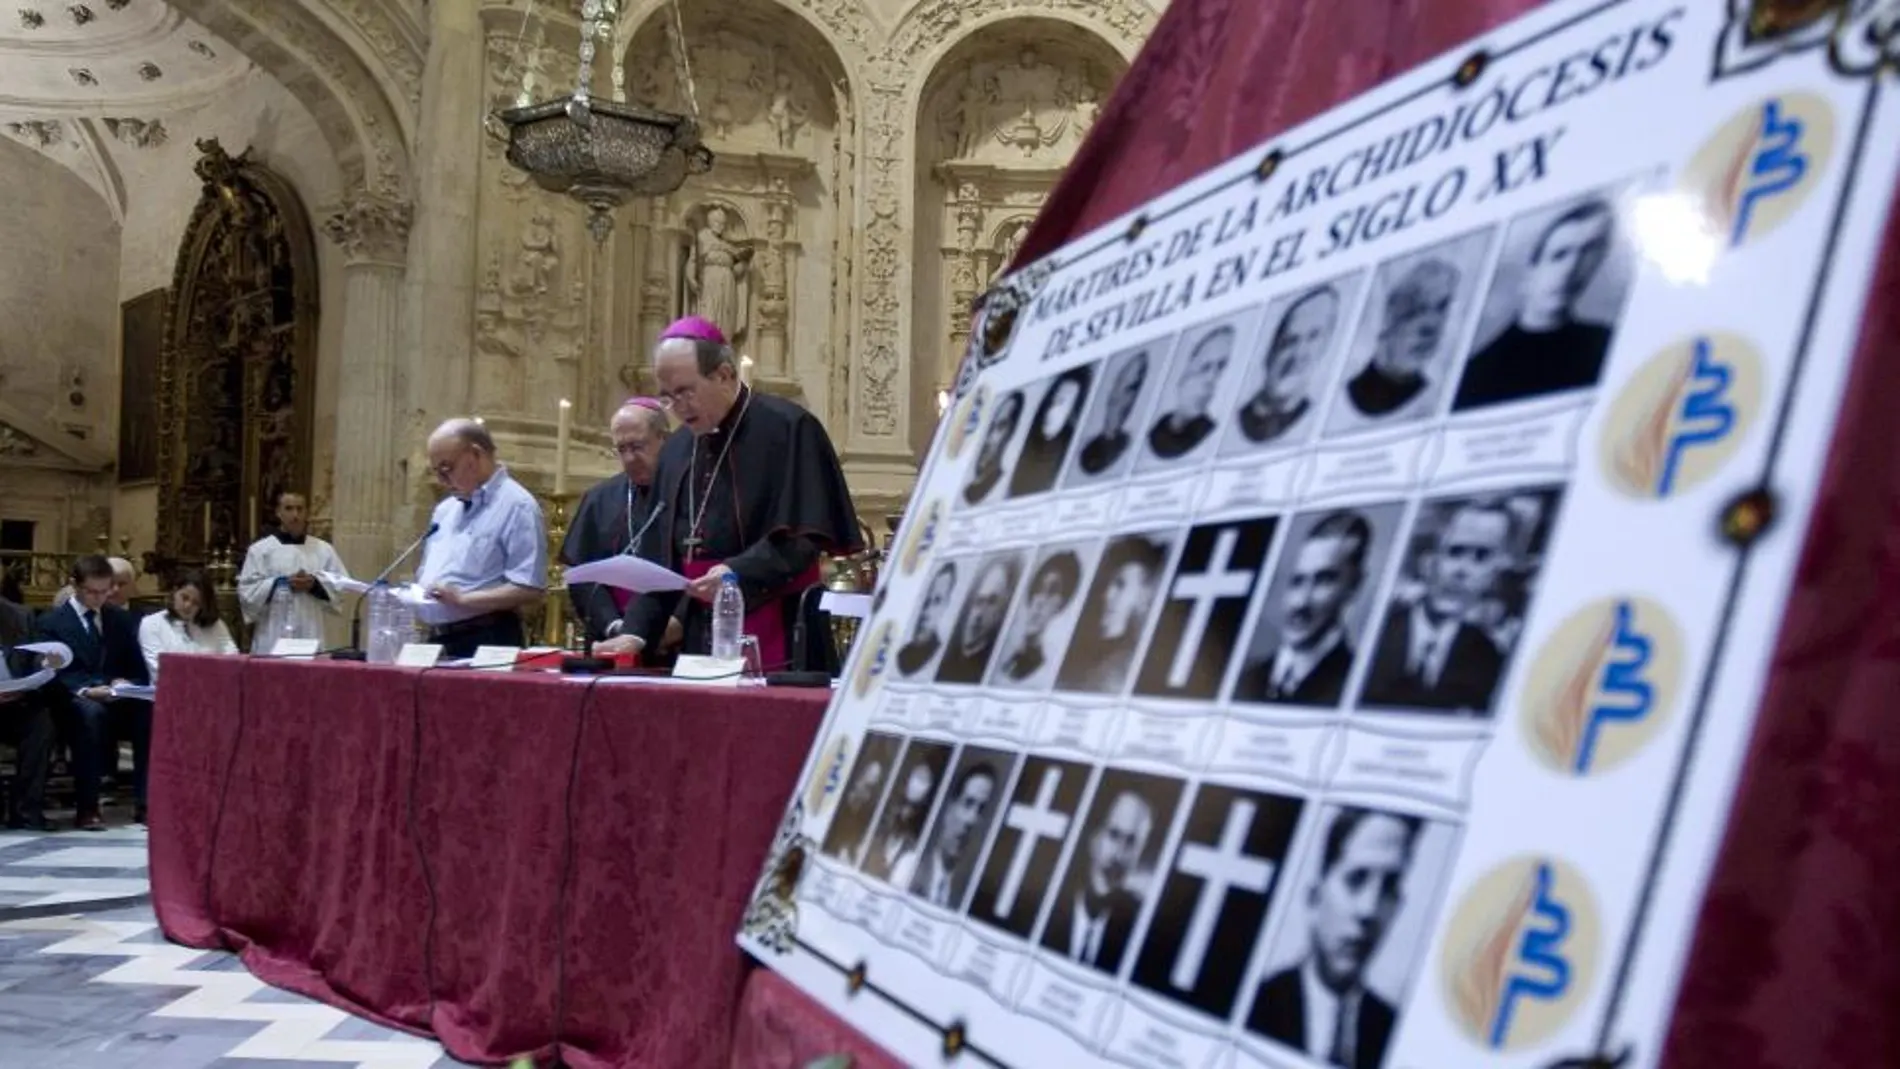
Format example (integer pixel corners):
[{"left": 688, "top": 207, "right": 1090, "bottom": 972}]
[
  {"left": 560, "top": 395, "right": 676, "bottom": 643},
  {"left": 592, "top": 317, "right": 863, "bottom": 672}
]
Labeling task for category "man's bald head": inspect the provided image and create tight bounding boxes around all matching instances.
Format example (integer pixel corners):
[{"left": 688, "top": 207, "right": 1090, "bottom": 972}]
[
  {"left": 609, "top": 402, "right": 671, "bottom": 487},
  {"left": 427, "top": 418, "right": 500, "bottom": 498},
  {"left": 107, "top": 557, "right": 135, "bottom": 607}
]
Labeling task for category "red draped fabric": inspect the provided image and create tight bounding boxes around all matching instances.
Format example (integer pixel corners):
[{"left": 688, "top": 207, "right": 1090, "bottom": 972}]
[
  {"left": 978, "top": 1, "right": 1900, "bottom": 1066},
  {"left": 148, "top": 657, "right": 829, "bottom": 1068}
]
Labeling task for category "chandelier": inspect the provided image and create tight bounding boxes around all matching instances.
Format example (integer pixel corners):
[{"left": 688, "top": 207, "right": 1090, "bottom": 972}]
[{"left": 489, "top": 0, "right": 713, "bottom": 243}]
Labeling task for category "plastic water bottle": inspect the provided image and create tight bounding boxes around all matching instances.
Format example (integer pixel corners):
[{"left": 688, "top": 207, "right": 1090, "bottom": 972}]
[
  {"left": 711, "top": 572, "right": 744, "bottom": 660},
  {"left": 366, "top": 582, "right": 398, "bottom": 664}
]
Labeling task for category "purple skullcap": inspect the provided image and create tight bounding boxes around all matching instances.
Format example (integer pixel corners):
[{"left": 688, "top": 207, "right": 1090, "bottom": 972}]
[
  {"left": 660, "top": 316, "right": 727, "bottom": 346},
  {"left": 620, "top": 396, "right": 665, "bottom": 413}
]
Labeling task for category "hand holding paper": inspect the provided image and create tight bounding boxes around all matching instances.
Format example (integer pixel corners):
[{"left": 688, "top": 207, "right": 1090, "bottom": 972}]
[{"left": 564, "top": 555, "right": 688, "bottom": 593}]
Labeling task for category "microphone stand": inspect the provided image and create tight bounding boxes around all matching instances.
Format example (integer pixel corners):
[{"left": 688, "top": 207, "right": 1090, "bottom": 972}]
[
  {"left": 334, "top": 523, "right": 438, "bottom": 661},
  {"left": 768, "top": 583, "right": 834, "bottom": 688}
]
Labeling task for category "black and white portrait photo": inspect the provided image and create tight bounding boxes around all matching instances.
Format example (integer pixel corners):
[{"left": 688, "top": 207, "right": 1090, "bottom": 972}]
[
  {"left": 935, "top": 551, "right": 1025, "bottom": 685},
  {"left": 1453, "top": 185, "right": 1639, "bottom": 412},
  {"left": 962, "top": 388, "right": 1025, "bottom": 507},
  {"left": 1223, "top": 275, "right": 1363, "bottom": 455},
  {"left": 1326, "top": 227, "right": 1496, "bottom": 437},
  {"left": 1244, "top": 806, "right": 1459, "bottom": 1069},
  {"left": 1232, "top": 504, "right": 1405, "bottom": 709},
  {"left": 859, "top": 739, "right": 955, "bottom": 883},
  {"left": 904, "top": 747, "right": 1018, "bottom": 912},
  {"left": 1008, "top": 365, "right": 1095, "bottom": 499},
  {"left": 1140, "top": 314, "right": 1249, "bottom": 469},
  {"left": 819, "top": 732, "right": 905, "bottom": 864},
  {"left": 1357, "top": 486, "right": 1565, "bottom": 716},
  {"left": 969, "top": 756, "right": 1095, "bottom": 938},
  {"left": 894, "top": 561, "right": 958, "bottom": 679},
  {"left": 1135, "top": 518, "right": 1280, "bottom": 701},
  {"left": 1055, "top": 533, "right": 1177, "bottom": 696},
  {"left": 988, "top": 544, "right": 1091, "bottom": 692},
  {"left": 1131, "top": 784, "right": 1304, "bottom": 1019},
  {"left": 1038, "top": 769, "right": 1183, "bottom": 977},
  {"left": 1064, "top": 344, "right": 1162, "bottom": 488}
]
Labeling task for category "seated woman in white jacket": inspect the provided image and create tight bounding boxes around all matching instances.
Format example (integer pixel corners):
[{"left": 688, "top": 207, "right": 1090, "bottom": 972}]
[{"left": 139, "top": 570, "right": 238, "bottom": 684}]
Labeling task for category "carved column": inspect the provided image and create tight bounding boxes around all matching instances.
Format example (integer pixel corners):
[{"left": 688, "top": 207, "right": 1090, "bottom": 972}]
[
  {"left": 636, "top": 196, "right": 675, "bottom": 364},
  {"left": 755, "top": 185, "right": 796, "bottom": 378},
  {"left": 407, "top": 0, "right": 485, "bottom": 416},
  {"left": 945, "top": 182, "right": 984, "bottom": 390},
  {"left": 322, "top": 193, "right": 413, "bottom": 575}
]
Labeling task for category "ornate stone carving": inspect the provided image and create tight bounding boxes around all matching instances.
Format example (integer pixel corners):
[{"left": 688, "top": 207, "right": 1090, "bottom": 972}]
[
  {"left": 19, "top": 9, "right": 44, "bottom": 30},
  {"left": 475, "top": 210, "right": 587, "bottom": 367},
  {"left": 0, "top": 423, "right": 39, "bottom": 457},
  {"left": 5, "top": 120, "right": 63, "bottom": 148},
  {"left": 103, "top": 118, "right": 167, "bottom": 149},
  {"left": 69, "top": 68, "right": 97, "bottom": 86},
  {"left": 326, "top": 0, "right": 427, "bottom": 114},
  {"left": 188, "top": 39, "right": 215, "bottom": 59},
  {"left": 639, "top": 26, "right": 826, "bottom": 155},
  {"left": 321, "top": 191, "right": 413, "bottom": 265},
  {"left": 686, "top": 204, "right": 754, "bottom": 342},
  {"left": 137, "top": 61, "right": 162, "bottom": 81},
  {"left": 68, "top": 4, "right": 91, "bottom": 26}
]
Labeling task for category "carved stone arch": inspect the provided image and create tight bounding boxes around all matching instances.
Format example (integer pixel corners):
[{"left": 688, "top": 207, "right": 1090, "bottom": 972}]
[
  {"left": 611, "top": 0, "right": 866, "bottom": 420},
  {"left": 842, "top": 0, "right": 1154, "bottom": 470},
  {"left": 166, "top": 0, "right": 415, "bottom": 200},
  {"left": 155, "top": 140, "right": 322, "bottom": 567}
]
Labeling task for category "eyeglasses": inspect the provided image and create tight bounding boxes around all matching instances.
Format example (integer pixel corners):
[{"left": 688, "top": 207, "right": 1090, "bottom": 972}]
[
  {"left": 429, "top": 452, "right": 464, "bottom": 482},
  {"left": 612, "top": 441, "right": 647, "bottom": 458},
  {"left": 653, "top": 385, "right": 696, "bottom": 409}
]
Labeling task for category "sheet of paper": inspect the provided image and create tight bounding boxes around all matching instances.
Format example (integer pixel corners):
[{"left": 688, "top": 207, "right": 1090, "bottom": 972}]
[
  {"left": 110, "top": 683, "right": 156, "bottom": 702},
  {"left": 468, "top": 645, "right": 520, "bottom": 669},
  {"left": 269, "top": 637, "right": 322, "bottom": 658},
  {"left": 8, "top": 641, "right": 72, "bottom": 671},
  {"left": 391, "top": 584, "right": 485, "bottom": 626},
  {"left": 395, "top": 643, "right": 443, "bottom": 667},
  {"left": 322, "top": 571, "right": 372, "bottom": 596},
  {"left": 563, "top": 554, "right": 688, "bottom": 593},
  {"left": 819, "top": 591, "right": 871, "bottom": 620},
  {"left": 0, "top": 668, "right": 55, "bottom": 695}
]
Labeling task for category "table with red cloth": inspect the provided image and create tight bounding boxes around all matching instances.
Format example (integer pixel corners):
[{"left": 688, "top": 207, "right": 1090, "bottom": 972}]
[{"left": 146, "top": 655, "right": 846, "bottom": 1069}]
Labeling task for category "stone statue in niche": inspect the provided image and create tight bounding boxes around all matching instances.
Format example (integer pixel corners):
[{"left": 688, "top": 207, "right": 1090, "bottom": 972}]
[
  {"left": 686, "top": 206, "right": 753, "bottom": 343},
  {"left": 991, "top": 222, "right": 1029, "bottom": 283},
  {"left": 515, "top": 210, "right": 560, "bottom": 297},
  {"left": 767, "top": 70, "right": 808, "bottom": 150}
]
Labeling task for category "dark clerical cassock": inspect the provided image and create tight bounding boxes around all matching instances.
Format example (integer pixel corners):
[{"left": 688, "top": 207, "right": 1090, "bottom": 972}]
[
  {"left": 562, "top": 469, "right": 663, "bottom": 641},
  {"left": 622, "top": 328, "right": 861, "bottom": 670}
]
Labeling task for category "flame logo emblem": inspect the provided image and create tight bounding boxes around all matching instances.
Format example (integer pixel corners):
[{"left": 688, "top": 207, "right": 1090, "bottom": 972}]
[
  {"left": 1601, "top": 333, "right": 1762, "bottom": 500},
  {"left": 898, "top": 499, "right": 944, "bottom": 576},
  {"left": 945, "top": 386, "right": 989, "bottom": 460},
  {"left": 806, "top": 734, "right": 852, "bottom": 816},
  {"left": 851, "top": 621, "right": 892, "bottom": 699},
  {"left": 1442, "top": 856, "right": 1601, "bottom": 1052},
  {"left": 1685, "top": 93, "right": 1835, "bottom": 249},
  {"left": 1522, "top": 599, "right": 1684, "bottom": 777}
]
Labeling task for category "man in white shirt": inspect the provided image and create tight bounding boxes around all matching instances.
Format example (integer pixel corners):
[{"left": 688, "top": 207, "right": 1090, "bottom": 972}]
[
  {"left": 1359, "top": 499, "right": 1511, "bottom": 714},
  {"left": 1246, "top": 808, "right": 1420, "bottom": 1069},
  {"left": 237, "top": 492, "right": 349, "bottom": 652},
  {"left": 1040, "top": 787, "right": 1155, "bottom": 974}
]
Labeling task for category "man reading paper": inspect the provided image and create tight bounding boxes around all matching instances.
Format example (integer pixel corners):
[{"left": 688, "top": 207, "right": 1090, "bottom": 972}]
[
  {"left": 561, "top": 397, "right": 673, "bottom": 643},
  {"left": 237, "top": 491, "right": 349, "bottom": 652},
  {"left": 595, "top": 317, "right": 861, "bottom": 670}
]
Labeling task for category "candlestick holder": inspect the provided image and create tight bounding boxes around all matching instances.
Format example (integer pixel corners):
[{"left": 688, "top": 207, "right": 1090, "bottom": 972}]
[{"left": 542, "top": 491, "right": 575, "bottom": 648}]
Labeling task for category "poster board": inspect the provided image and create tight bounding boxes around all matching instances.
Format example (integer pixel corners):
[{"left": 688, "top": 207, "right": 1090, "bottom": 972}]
[{"left": 739, "top": 2, "right": 1900, "bottom": 1067}]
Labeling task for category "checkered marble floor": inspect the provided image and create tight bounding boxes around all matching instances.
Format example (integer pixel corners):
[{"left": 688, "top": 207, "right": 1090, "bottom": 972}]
[{"left": 0, "top": 833, "right": 476, "bottom": 1068}]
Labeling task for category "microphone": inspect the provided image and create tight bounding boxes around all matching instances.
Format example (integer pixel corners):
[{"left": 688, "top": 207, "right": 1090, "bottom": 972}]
[
  {"left": 770, "top": 583, "right": 834, "bottom": 688},
  {"left": 335, "top": 522, "right": 439, "bottom": 661}
]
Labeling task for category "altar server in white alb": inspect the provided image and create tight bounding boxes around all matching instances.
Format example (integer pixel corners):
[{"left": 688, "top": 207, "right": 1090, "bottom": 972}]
[{"left": 237, "top": 491, "right": 349, "bottom": 652}]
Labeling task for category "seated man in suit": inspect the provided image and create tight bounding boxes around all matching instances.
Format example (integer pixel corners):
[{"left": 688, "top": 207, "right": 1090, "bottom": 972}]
[
  {"left": 1358, "top": 499, "right": 1512, "bottom": 715},
  {"left": 39, "top": 555, "right": 150, "bottom": 829},
  {"left": 1, "top": 592, "right": 66, "bottom": 831},
  {"left": 1040, "top": 786, "right": 1155, "bottom": 975},
  {"left": 1247, "top": 808, "right": 1420, "bottom": 1069}
]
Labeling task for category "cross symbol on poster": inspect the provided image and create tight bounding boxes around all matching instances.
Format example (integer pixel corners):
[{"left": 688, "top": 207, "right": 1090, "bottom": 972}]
[
  {"left": 993, "top": 767, "right": 1071, "bottom": 919},
  {"left": 1165, "top": 527, "right": 1255, "bottom": 688},
  {"left": 1170, "top": 798, "right": 1276, "bottom": 990}
]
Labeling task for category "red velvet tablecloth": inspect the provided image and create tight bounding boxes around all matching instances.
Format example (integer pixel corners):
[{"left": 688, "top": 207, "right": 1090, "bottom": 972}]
[{"left": 147, "top": 656, "right": 827, "bottom": 1068}]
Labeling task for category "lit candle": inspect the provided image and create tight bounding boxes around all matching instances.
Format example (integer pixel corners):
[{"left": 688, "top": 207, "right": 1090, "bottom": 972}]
[
  {"left": 555, "top": 398, "right": 572, "bottom": 497},
  {"left": 739, "top": 355, "right": 754, "bottom": 385}
]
